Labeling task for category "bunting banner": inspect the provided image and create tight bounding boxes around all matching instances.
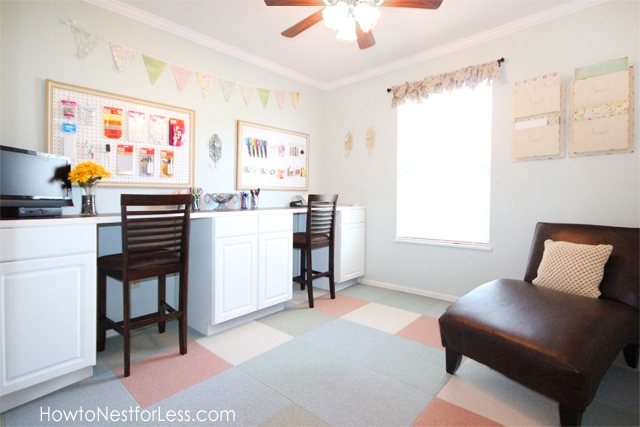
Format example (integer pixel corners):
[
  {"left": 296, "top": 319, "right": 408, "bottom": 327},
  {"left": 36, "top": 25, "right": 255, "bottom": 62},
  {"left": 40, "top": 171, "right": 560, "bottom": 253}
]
[
  {"left": 290, "top": 91, "right": 300, "bottom": 110},
  {"left": 219, "top": 80, "right": 236, "bottom": 102},
  {"left": 171, "top": 64, "right": 193, "bottom": 91},
  {"left": 240, "top": 84, "right": 254, "bottom": 106},
  {"left": 142, "top": 55, "right": 167, "bottom": 85},
  {"left": 66, "top": 21, "right": 301, "bottom": 110},
  {"left": 257, "top": 88, "right": 271, "bottom": 109},
  {"left": 197, "top": 73, "right": 214, "bottom": 99},
  {"left": 109, "top": 42, "right": 137, "bottom": 71},
  {"left": 274, "top": 90, "right": 286, "bottom": 109},
  {"left": 70, "top": 25, "right": 101, "bottom": 58}
]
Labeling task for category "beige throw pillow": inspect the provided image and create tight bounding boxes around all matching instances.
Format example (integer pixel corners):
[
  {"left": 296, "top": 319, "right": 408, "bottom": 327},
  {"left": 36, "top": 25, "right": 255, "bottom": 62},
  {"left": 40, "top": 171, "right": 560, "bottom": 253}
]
[{"left": 532, "top": 239, "right": 613, "bottom": 298}]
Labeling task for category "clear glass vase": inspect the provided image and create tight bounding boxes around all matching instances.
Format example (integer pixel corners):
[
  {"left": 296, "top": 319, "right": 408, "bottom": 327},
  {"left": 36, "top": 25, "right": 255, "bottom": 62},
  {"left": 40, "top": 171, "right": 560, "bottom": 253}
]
[{"left": 79, "top": 182, "right": 98, "bottom": 216}]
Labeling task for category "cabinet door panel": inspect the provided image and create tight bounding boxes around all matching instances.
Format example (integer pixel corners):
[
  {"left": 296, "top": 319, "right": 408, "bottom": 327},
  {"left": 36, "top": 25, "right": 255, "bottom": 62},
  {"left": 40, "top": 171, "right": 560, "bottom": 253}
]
[
  {"left": 0, "top": 254, "right": 96, "bottom": 395},
  {"left": 213, "top": 235, "right": 257, "bottom": 324},
  {"left": 336, "top": 222, "right": 366, "bottom": 282},
  {"left": 258, "top": 231, "right": 292, "bottom": 308}
]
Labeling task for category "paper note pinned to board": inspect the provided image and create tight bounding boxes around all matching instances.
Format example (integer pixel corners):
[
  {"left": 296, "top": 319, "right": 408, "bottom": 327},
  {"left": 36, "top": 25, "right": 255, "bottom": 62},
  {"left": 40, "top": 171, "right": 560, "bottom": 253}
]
[{"left": 514, "top": 118, "right": 548, "bottom": 130}]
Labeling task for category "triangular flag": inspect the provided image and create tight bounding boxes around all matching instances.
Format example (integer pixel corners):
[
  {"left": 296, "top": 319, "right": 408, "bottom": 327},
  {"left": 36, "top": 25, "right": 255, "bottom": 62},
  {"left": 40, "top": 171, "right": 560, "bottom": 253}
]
[
  {"left": 240, "top": 84, "right": 254, "bottom": 106},
  {"left": 290, "top": 92, "right": 300, "bottom": 110},
  {"left": 197, "top": 73, "right": 214, "bottom": 99},
  {"left": 257, "top": 88, "right": 271, "bottom": 109},
  {"left": 274, "top": 90, "right": 286, "bottom": 109},
  {"left": 109, "top": 41, "right": 136, "bottom": 71},
  {"left": 171, "top": 64, "right": 192, "bottom": 91},
  {"left": 219, "top": 80, "right": 236, "bottom": 102},
  {"left": 70, "top": 25, "right": 101, "bottom": 59},
  {"left": 142, "top": 55, "right": 167, "bottom": 85}
]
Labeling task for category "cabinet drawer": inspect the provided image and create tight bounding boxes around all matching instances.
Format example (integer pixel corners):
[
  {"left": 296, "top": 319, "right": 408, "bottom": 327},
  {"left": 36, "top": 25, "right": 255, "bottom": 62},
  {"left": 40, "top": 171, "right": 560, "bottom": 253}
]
[
  {"left": 259, "top": 213, "right": 293, "bottom": 233},
  {"left": 0, "top": 224, "right": 96, "bottom": 262},
  {"left": 213, "top": 215, "right": 258, "bottom": 238},
  {"left": 339, "top": 208, "right": 365, "bottom": 224}
]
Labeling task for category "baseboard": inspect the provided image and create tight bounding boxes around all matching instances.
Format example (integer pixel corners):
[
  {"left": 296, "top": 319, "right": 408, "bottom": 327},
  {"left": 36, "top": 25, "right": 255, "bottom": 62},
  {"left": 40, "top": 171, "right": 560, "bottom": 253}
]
[{"left": 359, "top": 278, "right": 458, "bottom": 302}]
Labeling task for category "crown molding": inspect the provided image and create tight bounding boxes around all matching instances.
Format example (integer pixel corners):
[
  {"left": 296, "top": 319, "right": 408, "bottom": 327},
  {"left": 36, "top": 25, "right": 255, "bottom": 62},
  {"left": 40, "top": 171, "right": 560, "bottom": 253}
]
[
  {"left": 83, "top": 0, "right": 325, "bottom": 88},
  {"left": 85, "top": 0, "right": 610, "bottom": 91},
  {"left": 323, "top": 0, "right": 612, "bottom": 90}
]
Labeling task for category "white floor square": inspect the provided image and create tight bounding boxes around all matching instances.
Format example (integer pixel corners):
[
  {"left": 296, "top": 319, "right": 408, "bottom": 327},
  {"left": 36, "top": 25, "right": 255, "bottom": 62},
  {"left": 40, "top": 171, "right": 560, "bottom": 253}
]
[{"left": 341, "top": 302, "right": 421, "bottom": 334}]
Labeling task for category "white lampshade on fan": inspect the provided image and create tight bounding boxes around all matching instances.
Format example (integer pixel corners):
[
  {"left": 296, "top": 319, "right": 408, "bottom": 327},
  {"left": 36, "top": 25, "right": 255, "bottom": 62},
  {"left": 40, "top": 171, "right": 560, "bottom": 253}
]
[
  {"left": 323, "top": 0, "right": 384, "bottom": 41},
  {"left": 335, "top": 16, "right": 357, "bottom": 41},
  {"left": 353, "top": 1, "right": 380, "bottom": 32}
]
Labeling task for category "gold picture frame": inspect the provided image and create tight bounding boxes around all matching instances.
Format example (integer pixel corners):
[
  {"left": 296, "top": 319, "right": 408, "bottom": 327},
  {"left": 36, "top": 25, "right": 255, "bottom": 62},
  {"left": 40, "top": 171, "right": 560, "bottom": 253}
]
[{"left": 46, "top": 80, "right": 195, "bottom": 188}]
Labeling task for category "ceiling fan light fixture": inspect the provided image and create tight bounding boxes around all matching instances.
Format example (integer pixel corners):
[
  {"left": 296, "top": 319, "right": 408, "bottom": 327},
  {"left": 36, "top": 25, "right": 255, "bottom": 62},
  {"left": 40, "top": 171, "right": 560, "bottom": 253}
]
[
  {"left": 353, "top": 2, "right": 380, "bottom": 32},
  {"left": 335, "top": 16, "right": 358, "bottom": 41},
  {"left": 322, "top": 1, "right": 349, "bottom": 31}
]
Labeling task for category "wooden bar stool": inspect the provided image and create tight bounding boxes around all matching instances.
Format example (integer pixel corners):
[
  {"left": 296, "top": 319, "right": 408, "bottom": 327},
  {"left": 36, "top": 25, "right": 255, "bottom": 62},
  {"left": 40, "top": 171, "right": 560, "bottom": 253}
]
[
  {"left": 292, "top": 194, "right": 338, "bottom": 308},
  {"left": 97, "top": 194, "right": 191, "bottom": 377}
]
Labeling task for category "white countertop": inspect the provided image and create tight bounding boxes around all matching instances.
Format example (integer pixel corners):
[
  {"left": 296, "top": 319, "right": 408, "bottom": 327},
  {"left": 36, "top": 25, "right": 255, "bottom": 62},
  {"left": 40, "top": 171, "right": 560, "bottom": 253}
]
[{"left": 0, "top": 204, "right": 365, "bottom": 228}]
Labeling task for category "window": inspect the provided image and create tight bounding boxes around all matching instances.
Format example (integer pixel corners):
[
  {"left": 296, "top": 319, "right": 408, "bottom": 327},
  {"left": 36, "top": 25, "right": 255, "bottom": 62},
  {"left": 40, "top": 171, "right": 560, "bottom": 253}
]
[{"left": 396, "top": 82, "right": 493, "bottom": 248}]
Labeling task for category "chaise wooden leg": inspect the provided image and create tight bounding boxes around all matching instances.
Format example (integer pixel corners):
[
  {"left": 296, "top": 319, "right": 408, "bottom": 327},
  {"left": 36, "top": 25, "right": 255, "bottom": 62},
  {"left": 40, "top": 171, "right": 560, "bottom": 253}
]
[
  {"left": 559, "top": 404, "right": 583, "bottom": 426},
  {"left": 623, "top": 343, "right": 639, "bottom": 368},
  {"left": 445, "top": 348, "right": 463, "bottom": 374}
]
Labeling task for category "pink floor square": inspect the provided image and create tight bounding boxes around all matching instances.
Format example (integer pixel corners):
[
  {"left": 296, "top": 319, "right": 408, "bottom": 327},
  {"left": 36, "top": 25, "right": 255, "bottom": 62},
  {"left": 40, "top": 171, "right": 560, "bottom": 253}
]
[
  {"left": 115, "top": 342, "right": 233, "bottom": 408},
  {"left": 413, "top": 397, "right": 503, "bottom": 426},
  {"left": 396, "top": 315, "right": 444, "bottom": 349},
  {"left": 305, "top": 293, "right": 370, "bottom": 317}
]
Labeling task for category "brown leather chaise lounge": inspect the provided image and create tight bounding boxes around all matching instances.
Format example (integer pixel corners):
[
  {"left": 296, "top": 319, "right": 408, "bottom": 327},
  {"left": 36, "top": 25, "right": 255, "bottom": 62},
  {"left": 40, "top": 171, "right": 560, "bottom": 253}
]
[{"left": 439, "top": 222, "right": 639, "bottom": 426}]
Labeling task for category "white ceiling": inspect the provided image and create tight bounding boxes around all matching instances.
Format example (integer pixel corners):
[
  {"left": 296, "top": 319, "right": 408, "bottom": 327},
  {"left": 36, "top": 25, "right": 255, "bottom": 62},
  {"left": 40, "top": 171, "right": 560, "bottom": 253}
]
[{"left": 89, "top": 0, "right": 607, "bottom": 90}]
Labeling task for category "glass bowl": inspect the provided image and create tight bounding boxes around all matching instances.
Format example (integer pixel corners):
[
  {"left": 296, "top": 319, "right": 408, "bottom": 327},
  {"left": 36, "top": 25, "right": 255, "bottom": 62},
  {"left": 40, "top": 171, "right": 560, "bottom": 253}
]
[{"left": 204, "top": 193, "right": 238, "bottom": 210}]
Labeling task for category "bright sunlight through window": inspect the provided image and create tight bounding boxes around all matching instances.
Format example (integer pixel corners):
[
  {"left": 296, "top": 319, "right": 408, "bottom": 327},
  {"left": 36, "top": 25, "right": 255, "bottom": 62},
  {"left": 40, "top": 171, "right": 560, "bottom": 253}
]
[{"left": 397, "top": 82, "right": 493, "bottom": 248}]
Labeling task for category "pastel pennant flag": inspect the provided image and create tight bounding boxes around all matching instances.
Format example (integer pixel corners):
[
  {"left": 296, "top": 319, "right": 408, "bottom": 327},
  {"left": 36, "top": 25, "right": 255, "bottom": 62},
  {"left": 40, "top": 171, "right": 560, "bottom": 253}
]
[
  {"left": 109, "top": 41, "right": 136, "bottom": 71},
  {"left": 70, "top": 25, "right": 101, "bottom": 58},
  {"left": 240, "top": 84, "right": 254, "bottom": 106},
  {"left": 290, "top": 91, "right": 300, "bottom": 110},
  {"left": 257, "top": 88, "right": 271, "bottom": 109},
  {"left": 274, "top": 90, "right": 286, "bottom": 109},
  {"left": 197, "top": 73, "right": 214, "bottom": 99},
  {"left": 219, "top": 80, "right": 236, "bottom": 102},
  {"left": 142, "top": 55, "right": 167, "bottom": 85},
  {"left": 171, "top": 64, "right": 192, "bottom": 91}
]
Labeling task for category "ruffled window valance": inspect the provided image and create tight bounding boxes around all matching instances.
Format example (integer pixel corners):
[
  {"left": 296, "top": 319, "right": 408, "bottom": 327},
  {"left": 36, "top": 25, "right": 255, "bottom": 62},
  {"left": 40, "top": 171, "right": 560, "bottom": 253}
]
[{"left": 389, "top": 59, "right": 502, "bottom": 107}]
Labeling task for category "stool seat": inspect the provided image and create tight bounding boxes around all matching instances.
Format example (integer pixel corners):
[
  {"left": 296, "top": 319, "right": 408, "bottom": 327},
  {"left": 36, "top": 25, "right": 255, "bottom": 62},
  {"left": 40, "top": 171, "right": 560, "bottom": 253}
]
[{"left": 292, "top": 194, "right": 338, "bottom": 308}]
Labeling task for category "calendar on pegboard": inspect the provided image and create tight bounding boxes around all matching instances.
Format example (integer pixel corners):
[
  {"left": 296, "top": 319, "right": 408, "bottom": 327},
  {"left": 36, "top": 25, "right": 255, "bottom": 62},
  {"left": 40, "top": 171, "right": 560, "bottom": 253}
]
[{"left": 46, "top": 80, "right": 195, "bottom": 188}]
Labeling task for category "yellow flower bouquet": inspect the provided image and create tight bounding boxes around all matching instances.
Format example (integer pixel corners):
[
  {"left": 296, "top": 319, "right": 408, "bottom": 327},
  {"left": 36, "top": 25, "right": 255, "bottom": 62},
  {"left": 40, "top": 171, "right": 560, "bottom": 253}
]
[
  {"left": 68, "top": 161, "right": 111, "bottom": 189},
  {"left": 68, "top": 161, "right": 110, "bottom": 215}
]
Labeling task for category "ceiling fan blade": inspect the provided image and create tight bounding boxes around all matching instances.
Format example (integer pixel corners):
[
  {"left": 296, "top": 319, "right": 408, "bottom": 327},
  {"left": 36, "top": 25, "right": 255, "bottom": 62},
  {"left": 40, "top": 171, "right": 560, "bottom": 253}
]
[
  {"left": 356, "top": 24, "right": 376, "bottom": 49},
  {"left": 281, "top": 9, "right": 324, "bottom": 38},
  {"left": 265, "top": 0, "right": 325, "bottom": 6},
  {"left": 381, "top": 0, "right": 443, "bottom": 9}
]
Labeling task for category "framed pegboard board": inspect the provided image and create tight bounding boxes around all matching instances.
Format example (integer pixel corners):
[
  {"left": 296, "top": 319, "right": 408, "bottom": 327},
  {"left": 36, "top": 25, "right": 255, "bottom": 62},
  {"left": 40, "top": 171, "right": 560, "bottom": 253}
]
[
  {"left": 46, "top": 80, "right": 195, "bottom": 188},
  {"left": 236, "top": 120, "right": 309, "bottom": 191}
]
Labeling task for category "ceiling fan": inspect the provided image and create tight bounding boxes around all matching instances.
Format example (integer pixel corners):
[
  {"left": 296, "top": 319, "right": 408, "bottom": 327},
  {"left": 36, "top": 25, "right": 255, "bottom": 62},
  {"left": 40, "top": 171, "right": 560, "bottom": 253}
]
[{"left": 264, "top": 0, "right": 443, "bottom": 49}]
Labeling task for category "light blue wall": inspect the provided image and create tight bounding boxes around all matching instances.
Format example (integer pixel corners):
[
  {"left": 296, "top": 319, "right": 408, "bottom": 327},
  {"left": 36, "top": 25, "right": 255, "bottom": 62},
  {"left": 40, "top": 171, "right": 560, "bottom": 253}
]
[
  {"left": 0, "top": 0, "right": 326, "bottom": 211},
  {"left": 319, "top": 1, "right": 639, "bottom": 298},
  {"left": 2, "top": 1, "right": 638, "bottom": 300}
]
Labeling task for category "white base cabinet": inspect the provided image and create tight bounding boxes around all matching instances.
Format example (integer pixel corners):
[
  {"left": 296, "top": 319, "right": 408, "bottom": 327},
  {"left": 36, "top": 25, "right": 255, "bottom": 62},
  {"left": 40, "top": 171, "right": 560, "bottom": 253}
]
[
  {"left": 0, "top": 224, "right": 96, "bottom": 412},
  {"left": 335, "top": 207, "right": 366, "bottom": 282},
  {"left": 189, "top": 212, "right": 292, "bottom": 335}
]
